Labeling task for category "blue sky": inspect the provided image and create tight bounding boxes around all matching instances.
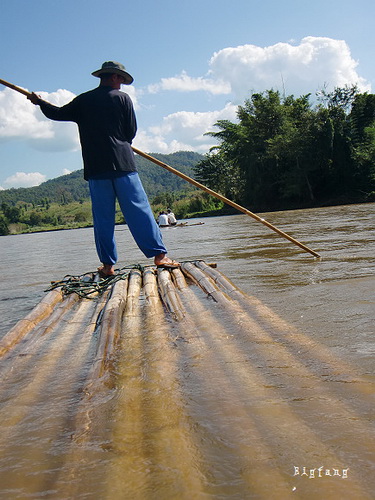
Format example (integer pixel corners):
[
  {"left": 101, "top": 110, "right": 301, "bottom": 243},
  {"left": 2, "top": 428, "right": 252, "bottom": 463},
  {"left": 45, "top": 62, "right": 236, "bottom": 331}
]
[{"left": 1, "top": 0, "right": 374, "bottom": 189}]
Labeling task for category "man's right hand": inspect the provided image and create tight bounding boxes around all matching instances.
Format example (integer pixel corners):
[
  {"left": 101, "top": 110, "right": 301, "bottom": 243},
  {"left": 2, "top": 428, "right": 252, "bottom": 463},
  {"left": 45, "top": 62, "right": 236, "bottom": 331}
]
[{"left": 27, "top": 92, "right": 42, "bottom": 105}]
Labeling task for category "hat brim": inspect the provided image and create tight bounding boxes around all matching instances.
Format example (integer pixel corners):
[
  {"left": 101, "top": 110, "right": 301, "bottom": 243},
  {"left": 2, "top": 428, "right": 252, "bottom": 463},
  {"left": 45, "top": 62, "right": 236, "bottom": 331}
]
[{"left": 91, "top": 68, "right": 133, "bottom": 85}]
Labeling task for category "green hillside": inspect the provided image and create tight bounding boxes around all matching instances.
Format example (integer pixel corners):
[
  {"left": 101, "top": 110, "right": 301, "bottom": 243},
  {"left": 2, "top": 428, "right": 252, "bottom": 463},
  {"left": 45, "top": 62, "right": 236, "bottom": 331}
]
[{"left": 0, "top": 151, "right": 203, "bottom": 206}]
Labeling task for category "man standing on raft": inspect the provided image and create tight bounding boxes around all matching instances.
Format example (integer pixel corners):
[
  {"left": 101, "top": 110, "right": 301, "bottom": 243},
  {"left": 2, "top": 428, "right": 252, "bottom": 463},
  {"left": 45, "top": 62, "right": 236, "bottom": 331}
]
[{"left": 28, "top": 61, "right": 179, "bottom": 277}]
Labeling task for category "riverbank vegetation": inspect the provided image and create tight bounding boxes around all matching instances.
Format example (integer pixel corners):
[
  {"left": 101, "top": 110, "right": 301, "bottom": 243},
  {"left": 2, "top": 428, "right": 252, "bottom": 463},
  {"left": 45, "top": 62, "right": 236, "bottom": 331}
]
[
  {"left": 0, "top": 189, "right": 222, "bottom": 235},
  {"left": 0, "top": 152, "right": 205, "bottom": 235},
  {"left": 195, "top": 85, "right": 375, "bottom": 212},
  {"left": 1, "top": 86, "right": 374, "bottom": 236}
]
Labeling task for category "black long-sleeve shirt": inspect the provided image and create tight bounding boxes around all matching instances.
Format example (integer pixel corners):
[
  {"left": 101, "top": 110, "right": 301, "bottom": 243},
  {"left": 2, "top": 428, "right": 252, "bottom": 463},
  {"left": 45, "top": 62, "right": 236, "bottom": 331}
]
[{"left": 39, "top": 86, "right": 137, "bottom": 180}]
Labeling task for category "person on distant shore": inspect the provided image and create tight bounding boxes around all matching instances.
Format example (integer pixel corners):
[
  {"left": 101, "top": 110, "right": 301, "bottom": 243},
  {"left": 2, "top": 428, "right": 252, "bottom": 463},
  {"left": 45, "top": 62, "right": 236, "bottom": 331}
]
[
  {"left": 167, "top": 208, "right": 177, "bottom": 226},
  {"left": 158, "top": 211, "right": 170, "bottom": 227},
  {"left": 28, "top": 61, "right": 180, "bottom": 275}
]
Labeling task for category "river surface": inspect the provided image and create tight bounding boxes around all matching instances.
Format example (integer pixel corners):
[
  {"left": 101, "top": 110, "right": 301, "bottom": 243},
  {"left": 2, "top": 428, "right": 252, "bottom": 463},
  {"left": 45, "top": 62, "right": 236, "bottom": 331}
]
[{"left": 0, "top": 203, "right": 374, "bottom": 499}]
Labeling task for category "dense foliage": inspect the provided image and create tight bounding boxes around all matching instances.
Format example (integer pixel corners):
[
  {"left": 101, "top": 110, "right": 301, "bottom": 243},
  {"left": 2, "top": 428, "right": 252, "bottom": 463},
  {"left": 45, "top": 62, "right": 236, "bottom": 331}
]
[{"left": 195, "top": 86, "right": 375, "bottom": 211}]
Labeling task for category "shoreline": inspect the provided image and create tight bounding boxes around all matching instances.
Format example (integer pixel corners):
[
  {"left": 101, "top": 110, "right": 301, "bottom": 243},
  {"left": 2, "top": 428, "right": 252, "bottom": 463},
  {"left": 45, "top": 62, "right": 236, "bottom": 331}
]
[{"left": 2, "top": 199, "right": 374, "bottom": 236}]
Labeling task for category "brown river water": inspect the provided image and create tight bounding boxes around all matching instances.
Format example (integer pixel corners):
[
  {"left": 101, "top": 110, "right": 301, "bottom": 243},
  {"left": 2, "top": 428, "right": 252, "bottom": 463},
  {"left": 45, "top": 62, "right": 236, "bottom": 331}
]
[{"left": 0, "top": 203, "right": 374, "bottom": 499}]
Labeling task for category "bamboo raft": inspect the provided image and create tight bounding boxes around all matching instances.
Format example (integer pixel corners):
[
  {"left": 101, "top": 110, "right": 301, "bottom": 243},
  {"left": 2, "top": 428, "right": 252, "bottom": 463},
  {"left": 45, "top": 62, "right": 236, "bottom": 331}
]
[
  {"left": 0, "top": 261, "right": 373, "bottom": 499},
  {"left": 0, "top": 261, "right": 228, "bottom": 362}
]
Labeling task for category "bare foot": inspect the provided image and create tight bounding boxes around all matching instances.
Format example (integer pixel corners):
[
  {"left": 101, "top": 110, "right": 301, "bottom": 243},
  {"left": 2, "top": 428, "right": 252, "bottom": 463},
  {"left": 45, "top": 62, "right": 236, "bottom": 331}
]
[
  {"left": 98, "top": 264, "right": 115, "bottom": 277},
  {"left": 154, "top": 254, "right": 180, "bottom": 268}
]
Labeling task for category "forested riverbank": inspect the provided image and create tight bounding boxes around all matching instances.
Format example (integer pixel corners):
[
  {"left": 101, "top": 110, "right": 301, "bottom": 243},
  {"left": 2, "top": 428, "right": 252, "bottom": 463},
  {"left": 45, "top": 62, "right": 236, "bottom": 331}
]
[
  {"left": 0, "top": 189, "right": 223, "bottom": 235},
  {"left": 195, "top": 86, "right": 375, "bottom": 211},
  {"left": 0, "top": 151, "right": 207, "bottom": 235}
]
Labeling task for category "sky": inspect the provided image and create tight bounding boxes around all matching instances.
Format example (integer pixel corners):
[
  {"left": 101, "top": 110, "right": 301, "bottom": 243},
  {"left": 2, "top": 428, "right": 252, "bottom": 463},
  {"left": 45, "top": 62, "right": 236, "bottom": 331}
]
[{"left": 0, "top": 0, "right": 374, "bottom": 189}]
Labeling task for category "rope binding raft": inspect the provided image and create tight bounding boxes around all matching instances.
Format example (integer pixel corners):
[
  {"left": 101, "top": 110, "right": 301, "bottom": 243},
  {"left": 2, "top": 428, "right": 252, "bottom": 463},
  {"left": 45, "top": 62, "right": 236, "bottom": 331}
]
[
  {"left": 45, "top": 266, "right": 138, "bottom": 299},
  {"left": 45, "top": 261, "right": 217, "bottom": 299}
]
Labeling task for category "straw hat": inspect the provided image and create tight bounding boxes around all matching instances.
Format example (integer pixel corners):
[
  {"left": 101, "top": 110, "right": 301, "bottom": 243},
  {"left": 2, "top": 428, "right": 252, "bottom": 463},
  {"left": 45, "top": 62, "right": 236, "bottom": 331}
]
[{"left": 92, "top": 61, "right": 133, "bottom": 84}]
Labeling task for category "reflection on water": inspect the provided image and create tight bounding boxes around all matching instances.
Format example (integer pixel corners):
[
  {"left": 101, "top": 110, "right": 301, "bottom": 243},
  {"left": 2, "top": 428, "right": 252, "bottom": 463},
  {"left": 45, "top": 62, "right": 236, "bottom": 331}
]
[{"left": 0, "top": 203, "right": 374, "bottom": 499}]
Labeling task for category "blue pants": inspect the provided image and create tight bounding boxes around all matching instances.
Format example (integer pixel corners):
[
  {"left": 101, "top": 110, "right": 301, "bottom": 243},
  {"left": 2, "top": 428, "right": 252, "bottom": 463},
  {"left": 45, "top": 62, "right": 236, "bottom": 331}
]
[{"left": 89, "top": 172, "right": 167, "bottom": 265}]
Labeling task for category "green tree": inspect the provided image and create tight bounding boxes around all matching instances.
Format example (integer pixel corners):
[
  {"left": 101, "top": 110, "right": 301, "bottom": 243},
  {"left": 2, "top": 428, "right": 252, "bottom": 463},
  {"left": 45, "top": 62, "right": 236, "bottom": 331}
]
[
  {"left": 0, "top": 215, "right": 9, "bottom": 235},
  {"left": 266, "top": 94, "right": 317, "bottom": 203},
  {"left": 195, "top": 150, "right": 242, "bottom": 201},
  {"left": 1, "top": 202, "right": 21, "bottom": 223},
  {"left": 151, "top": 192, "right": 176, "bottom": 207},
  {"left": 197, "top": 86, "right": 375, "bottom": 210},
  {"left": 315, "top": 85, "right": 359, "bottom": 195},
  {"left": 27, "top": 211, "right": 43, "bottom": 226},
  {"left": 349, "top": 93, "right": 375, "bottom": 194},
  {"left": 204, "top": 90, "right": 306, "bottom": 209}
]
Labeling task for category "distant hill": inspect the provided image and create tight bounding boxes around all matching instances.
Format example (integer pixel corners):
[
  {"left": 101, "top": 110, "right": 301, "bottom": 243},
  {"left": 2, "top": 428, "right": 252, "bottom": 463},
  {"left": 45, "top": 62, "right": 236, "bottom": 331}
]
[{"left": 0, "top": 151, "right": 203, "bottom": 206}]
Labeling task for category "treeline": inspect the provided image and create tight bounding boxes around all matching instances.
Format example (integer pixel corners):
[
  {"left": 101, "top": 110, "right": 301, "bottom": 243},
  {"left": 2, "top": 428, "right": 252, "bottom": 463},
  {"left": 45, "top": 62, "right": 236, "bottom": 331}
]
[
  {"left": 0, "top": 151, "right": 202, "bottom": 207},
  {"left": 0, "top": 199, "right": 93, "bottom": 235},
  {"left": 0, "top": 151, "right": 205, "bottom": 235},
  {"left": 195, "top": 86, "right": 375, "bottom": 211},
  {"left": 137, "top": 151, "right": 202, "bottom": 195},
  {"left": 0, "top": 189, "right": 220, "bottom": 236},
  {"left": 0, "top": 170, "right": 89, "bottom": 207}
]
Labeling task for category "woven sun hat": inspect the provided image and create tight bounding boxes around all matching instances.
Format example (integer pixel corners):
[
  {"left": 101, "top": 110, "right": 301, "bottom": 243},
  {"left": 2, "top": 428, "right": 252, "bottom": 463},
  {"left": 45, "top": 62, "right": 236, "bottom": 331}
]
[{"left": 91, "top": 61, "right": 134, "bottom": 84}]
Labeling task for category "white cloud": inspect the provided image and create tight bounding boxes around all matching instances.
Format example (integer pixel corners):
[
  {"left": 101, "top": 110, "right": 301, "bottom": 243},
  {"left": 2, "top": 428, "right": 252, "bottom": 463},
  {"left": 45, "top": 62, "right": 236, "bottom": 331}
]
[
  {"left": 134, "top": 130, "right": 196, "bottom": 154},
  {"left": 148, "top": 70, "right": 231, "bottom": 95},
  {"left": 134, "top": 102, "right": 237, "bottom": 153},
  {"left": 123, "top": 85, "right": 139, "bottom": 109},
  {"left": 208, "top": 36, "right": 371, "bottom": 101},
  {"left": 3, "top": 171, "right": 46, "bottom": 188},
  {"left": 0, "top": 87, "right": 80, "bottom": 151},
  {"left": 62, "top": 168, "right": 72, "bottom": 175},
  {"left": 0, "top": 88, "right": 53, "bottom": 140},
  {"left": 147, "top": 37, "right": 371, "bottom": 104}
]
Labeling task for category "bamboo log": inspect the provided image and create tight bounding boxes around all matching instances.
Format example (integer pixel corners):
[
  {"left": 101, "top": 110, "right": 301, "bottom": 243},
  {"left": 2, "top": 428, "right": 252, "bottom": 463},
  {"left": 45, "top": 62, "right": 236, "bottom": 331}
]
[
  {"left": 180, "top": 262, "right": 231, "bottom": 305},
  {"left": 90, "top": 277, "right": 129, "bottom": 380},
  {"left": 157, "top": 268, "right": 185, "bottom": 321},
  {"left": 0, "top": 289, "right": 64, "bottom": 358},
  {"left": 170, "top": 267, "right": 189, "bottom": 291},
  {"left": 143, "top": 267, "right": 164, "bottom": 313},
  {"left": 162, "top": 267, "right": 207, "bottom": 345},
  {"left": 4, "top": 292, "right": 81, "bottom": 360},
  {"left": 123, "top": 268, "right": 142, "bottom": 319},
  {"left": 119, "top": 268, "right": 143, "bottom": 346},
  {"left": 38, "top": 292, "right": 81, "bottom": 335},
  {"left": 194, "top": 260, "right": 243, "bottom": 298}
]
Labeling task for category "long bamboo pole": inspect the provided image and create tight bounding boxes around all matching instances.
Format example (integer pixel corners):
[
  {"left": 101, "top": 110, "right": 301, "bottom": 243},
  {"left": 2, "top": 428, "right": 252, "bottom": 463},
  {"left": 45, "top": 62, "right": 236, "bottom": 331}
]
[
  {"left": 132, "top": 147, "right": 321, "bottom": 258},
  {"left": 0, "top": 77, "right": 321, "bottom": 257},
  {"left": 0, "top": 77, "right": 31, "bottom": 97}
]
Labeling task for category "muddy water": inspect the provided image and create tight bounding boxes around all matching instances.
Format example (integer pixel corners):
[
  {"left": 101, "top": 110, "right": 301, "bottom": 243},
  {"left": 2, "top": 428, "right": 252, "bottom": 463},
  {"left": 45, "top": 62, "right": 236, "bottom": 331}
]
[{"left": 0, "top": 203, "right": 374, "bottom": 499}]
